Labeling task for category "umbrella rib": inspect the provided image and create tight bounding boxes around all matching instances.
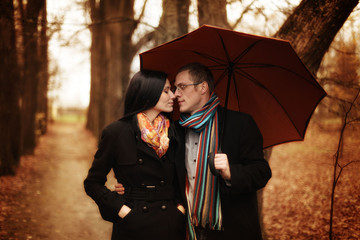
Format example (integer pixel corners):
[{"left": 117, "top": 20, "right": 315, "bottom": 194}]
[
  {"left": 192, "top": 51, "right": 227, "bottom": 66},
  {"left": 233, "top": 40, "right": 265, "bottom": 64},
  {"left": 216, "top": 31, "right": 232, "bottom": 63},
  {"left": 234, "top": 63, "right": 321, "bottom": 89},
  {"left": 213, "top": 69, "right": 229, "bottom": 88},
  {"left": 231, "top": 71, "right": 242, "bottom": 111},
  {"left": 235, "top": 68, "right": 303, "bottom": 136}
]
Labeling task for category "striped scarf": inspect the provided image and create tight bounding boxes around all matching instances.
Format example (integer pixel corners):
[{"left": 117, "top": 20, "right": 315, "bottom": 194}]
[{"left": 179, "top": 93, "right": 222, "bottom": 239}]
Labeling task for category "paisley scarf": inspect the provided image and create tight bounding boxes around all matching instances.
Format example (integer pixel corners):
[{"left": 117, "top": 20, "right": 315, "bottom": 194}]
[{"left": 137, "top": 113, "right": 170, "bottom": 158}]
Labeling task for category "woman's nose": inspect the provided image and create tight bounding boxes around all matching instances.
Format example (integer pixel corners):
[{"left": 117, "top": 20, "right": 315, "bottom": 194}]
[{"left": 169, "top": 90, "right": 175, "bottom": 99}]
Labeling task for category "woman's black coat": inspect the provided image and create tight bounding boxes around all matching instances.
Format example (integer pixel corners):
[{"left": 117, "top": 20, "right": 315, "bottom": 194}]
[{"left": 84, "top": 115, "right": 185, "bottom": 240}]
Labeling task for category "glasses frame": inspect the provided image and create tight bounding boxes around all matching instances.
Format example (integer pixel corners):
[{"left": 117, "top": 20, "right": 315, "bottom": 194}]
[{"left": 173, "top": 81, "right": 203, "bottom": 93}]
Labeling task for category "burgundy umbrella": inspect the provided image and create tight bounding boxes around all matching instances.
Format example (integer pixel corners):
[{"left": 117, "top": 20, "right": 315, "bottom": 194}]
[{"left": 140, "top": 25, "right": 326, "bottom": 149}]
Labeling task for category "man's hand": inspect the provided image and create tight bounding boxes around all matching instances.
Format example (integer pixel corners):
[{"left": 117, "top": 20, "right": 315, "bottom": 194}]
[
  {"left": 214, "top": 153, "right": 231, "bottom": 181},
  {"left": 115, "top": 183, "right": 125, "bottom": 195}
]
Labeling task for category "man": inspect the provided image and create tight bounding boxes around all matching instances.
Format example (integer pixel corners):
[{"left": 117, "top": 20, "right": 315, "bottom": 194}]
[{"left": 173, "top": 62, "right": 271, "bottom": 240}]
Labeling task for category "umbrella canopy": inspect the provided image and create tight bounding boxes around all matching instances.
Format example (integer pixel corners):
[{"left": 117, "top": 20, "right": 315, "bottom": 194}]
[{"left": 140, "top": 25, "right": 326, "bottom": 149}]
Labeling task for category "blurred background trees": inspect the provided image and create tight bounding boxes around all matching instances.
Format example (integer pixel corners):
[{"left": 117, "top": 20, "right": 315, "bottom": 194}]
[
  {"left": 0, "top": 0, "right": 47, "bottom": 175},
  {"left": 0, "top": 0, "right": 359, "bottom": 186},
  {"left": 0, "top": 0, "right": 22, "bottom": 176}
]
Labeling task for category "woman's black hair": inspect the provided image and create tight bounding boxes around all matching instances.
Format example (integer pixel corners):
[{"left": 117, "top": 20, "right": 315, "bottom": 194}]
[{"left": 122, "top": 70, "right": 168, "bottom": 119}]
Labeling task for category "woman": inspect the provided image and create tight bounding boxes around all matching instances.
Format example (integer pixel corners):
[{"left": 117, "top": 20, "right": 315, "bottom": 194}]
[{"left": 84, "top": 70, "right": 186, "bottom": 240}]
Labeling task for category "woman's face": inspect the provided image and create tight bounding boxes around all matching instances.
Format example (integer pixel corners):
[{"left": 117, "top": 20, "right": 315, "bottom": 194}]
[{"left": 153, "top": 79, "right": 175, "bottom": 113}]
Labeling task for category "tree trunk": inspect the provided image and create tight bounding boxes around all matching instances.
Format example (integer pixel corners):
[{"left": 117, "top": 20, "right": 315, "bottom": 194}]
[
  {"left": 37, "top": 1, "right": 48, "bottom": 135},
  {"left": 20, "top": 0, "right": 45, "bottom": 154},
  {"left": 0, "top": 0, "right": 22, "bottom": 175},
  {"left": 274, "top": 0, "right": 359, "bottom": 74},
  {"left": 87, "top": 0, "right": 137, "bottom": 137},
  {"left": 87, "top": 0, "right": 106, "bottom": 136},
  {"left": 154, "top": 0, "right": 190, "bottom": 45},
  {"left": 197, "top": 0, "right": 231, "bottom": 28}
]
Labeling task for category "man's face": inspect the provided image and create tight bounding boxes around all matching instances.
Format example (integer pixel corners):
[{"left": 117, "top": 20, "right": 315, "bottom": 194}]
[{"left": 174, "top": 70, "right": 204, "bottom": 115}]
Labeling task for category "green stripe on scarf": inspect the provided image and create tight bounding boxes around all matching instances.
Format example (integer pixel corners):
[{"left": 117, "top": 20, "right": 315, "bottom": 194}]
[{"left": 180, "top": 93, "right": 223, "bottom": 239}]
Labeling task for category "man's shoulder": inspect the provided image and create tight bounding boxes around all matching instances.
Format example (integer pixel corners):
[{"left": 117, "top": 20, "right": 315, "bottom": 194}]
[{"left": 218, "top": 106, "right": 253, "bottom": 123}]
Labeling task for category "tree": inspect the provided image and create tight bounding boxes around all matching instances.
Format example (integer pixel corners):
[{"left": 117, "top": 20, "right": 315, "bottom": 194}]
[
  {"left": 153, "top": 0, "right": 190, "bottom": 46},
  {"left": 0, "top": 0, "right": 48, "bottom": 175},
  {"left": 329, "top": 89, "right": 360, "bottom": 239},
  {"left": 275, "top": 0, "right": 359, "bottom": 75},
  {"left": 37, "top": 1, "right": 49, "bottom": 135},
  {"left": 317, "top": 30, "right": 360, "bottom": 239},
  {"left": 197, "top": 0, "right": 230, "bottom": 28},
  {"left": 0, "top": 0, "right": 22, "bottom": 175},
  {"left": 19, "top": 0, "right": 46, "bottom": 154},
  {"left": 86, "top": 0, "right": 190, "bottom": 136}
]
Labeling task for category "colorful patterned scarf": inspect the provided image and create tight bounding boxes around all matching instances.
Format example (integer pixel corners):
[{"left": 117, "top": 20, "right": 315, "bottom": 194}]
[
  {"left": 179, "top": 93, "right": 222, "bottom": 239},
  {"left": 137, "top": 113, "right": 170, "bottom": 158}
]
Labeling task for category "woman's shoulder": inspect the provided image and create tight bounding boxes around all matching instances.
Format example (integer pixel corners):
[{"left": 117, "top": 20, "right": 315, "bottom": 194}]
[{"left": 102, "top": 118, "right": 134, "bottom": 136}]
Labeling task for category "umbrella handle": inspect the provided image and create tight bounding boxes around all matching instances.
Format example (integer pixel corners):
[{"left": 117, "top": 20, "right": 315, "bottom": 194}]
[{"left": 208, "top": 150, "right": 220, "bottom": 176}]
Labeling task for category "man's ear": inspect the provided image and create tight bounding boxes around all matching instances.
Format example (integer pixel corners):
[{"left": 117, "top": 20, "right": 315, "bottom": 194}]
[{"left": 200, "top": 81, "right": 209, "bottom": 95}]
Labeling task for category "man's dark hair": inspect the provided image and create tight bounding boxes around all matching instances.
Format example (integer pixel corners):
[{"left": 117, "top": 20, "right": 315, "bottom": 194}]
[
  {"left": 177, "top": 62, "right": 214, "bottom": 92},
  {"left": 123, "top": 70, "right": 167, "bottom": 118}
]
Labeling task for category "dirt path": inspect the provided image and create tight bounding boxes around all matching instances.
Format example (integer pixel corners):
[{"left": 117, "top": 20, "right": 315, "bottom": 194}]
[
  {"left": 0, "top": 122, "right": 112, "bottom": 240},
  {"left": 1, "top": 121, "right": 359, "bottom": 240}
]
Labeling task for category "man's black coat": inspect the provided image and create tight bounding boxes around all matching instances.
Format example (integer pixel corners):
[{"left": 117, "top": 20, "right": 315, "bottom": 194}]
[{"left": 175, "top": 107, "right": 272, "bottom": 239}]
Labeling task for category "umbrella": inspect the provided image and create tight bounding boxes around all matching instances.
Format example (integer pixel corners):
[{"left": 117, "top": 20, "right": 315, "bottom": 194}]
[{"left": 140, "top": 25, "right": 326, "bottom": 149}]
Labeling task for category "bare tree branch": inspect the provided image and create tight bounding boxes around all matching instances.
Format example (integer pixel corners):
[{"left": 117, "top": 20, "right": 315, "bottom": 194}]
[
  {"left": 231, "top": 0, "right": 256, "bottom": 30},
  {"left": 329, "top": 88, "right": 360, "bottom": 239}
]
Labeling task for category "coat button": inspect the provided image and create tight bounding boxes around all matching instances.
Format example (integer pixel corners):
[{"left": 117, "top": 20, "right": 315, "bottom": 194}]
[
  {"left": 142, "top": 206, "right": 149, "bottom": 213},
  {"left": 161, "top": 205, "right": 167, "bottom": 211},
  {"left": 160, "top": 180, "right": 165, "bottom": 186},
  {"left": 138, "top": 158, "right": 144, "bottom": 165}
]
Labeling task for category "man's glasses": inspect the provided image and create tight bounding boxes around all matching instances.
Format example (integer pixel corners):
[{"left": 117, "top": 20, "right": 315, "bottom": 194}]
[{"left": 172, "top": 82, "right": 203, "bottom": 93}]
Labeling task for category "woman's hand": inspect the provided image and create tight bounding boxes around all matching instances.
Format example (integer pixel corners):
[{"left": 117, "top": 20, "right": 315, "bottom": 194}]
[
  {"left": 177, "top": 204, "right": 186, "bottom": 215},
  {"left": 115, "top": 183, "right": 125, "bottom": 195},
  {"left": 118, "top": 205, "right": 131, "bottom": 218}
]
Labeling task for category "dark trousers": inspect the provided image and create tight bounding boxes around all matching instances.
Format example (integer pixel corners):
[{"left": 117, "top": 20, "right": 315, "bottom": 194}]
[{"left": 195, "top": 227, "right": 224, "bottom": 240}]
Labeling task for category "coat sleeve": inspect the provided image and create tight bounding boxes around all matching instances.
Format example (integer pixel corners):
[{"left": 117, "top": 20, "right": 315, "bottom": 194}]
[
  {"left": 220, "top": 114, "right": 272, "bottom": 195},
  {"left": 84, "top": 125, "right": 125, "bottom": 223}
]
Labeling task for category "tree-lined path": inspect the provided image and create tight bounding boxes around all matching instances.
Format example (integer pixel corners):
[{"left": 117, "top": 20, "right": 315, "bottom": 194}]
[{"left": 0, "top": 122, "right": 112, "bottom": 240}]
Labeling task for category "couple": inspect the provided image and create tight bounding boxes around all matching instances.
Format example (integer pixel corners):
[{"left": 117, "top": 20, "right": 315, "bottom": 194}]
[{"left": 84, "top": 63, "right": 272, "bottom": 240}]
